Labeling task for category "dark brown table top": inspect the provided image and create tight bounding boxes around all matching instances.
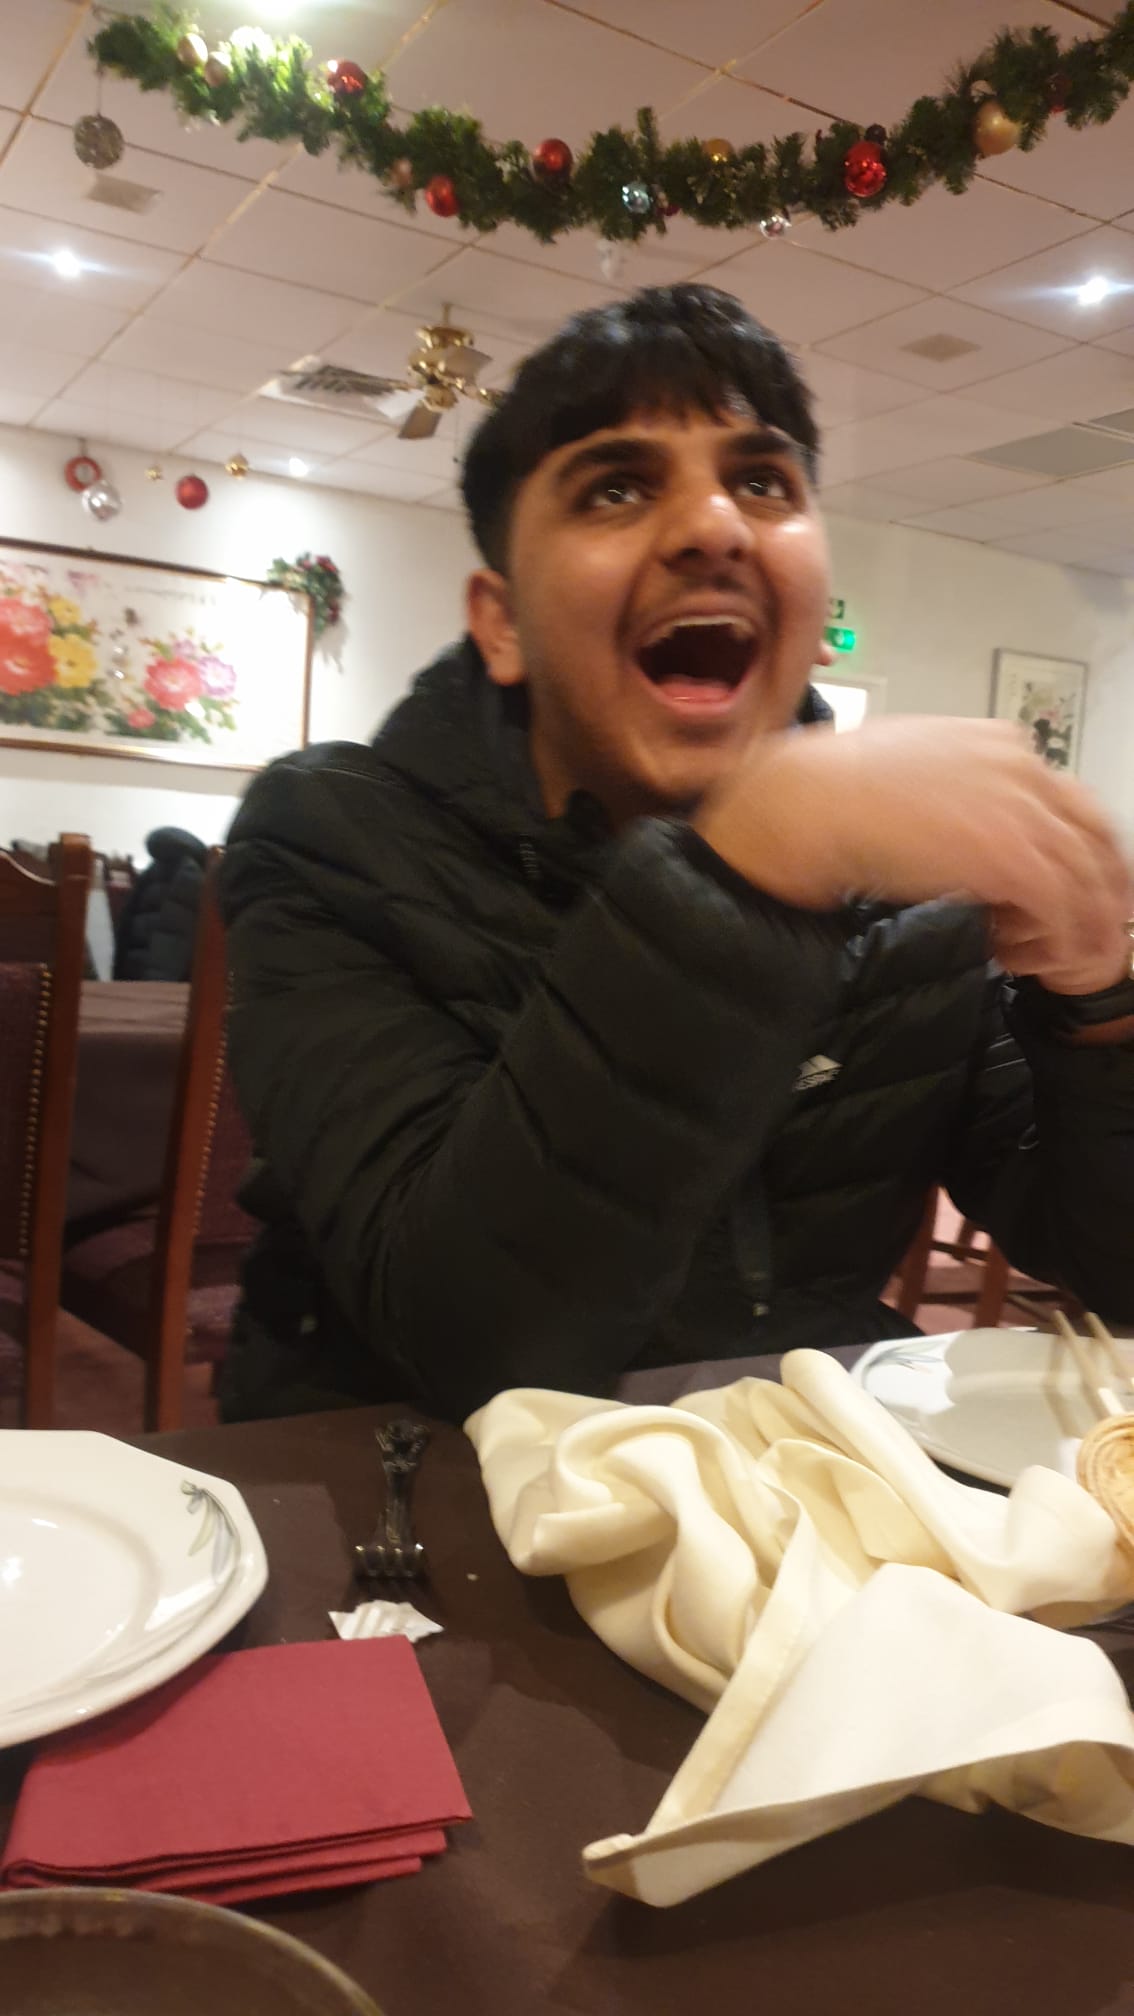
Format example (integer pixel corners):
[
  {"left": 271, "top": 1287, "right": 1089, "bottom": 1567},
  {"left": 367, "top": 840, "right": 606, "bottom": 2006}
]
[{"left": 4, "top": 1362, "right": 1134, "bottom": 2016}]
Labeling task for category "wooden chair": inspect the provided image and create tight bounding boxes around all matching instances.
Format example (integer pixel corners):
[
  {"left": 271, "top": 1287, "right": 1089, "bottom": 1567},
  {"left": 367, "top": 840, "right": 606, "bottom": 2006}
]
[
  {"left": 61, "top": 853, "right": 255, "bottom": 1430},
  {"left": 893, "top": 1184, "right": 1079, "bottom": 1330},
  {"left": 0, "top": 835, "right": 91, "bottom": 1426}
]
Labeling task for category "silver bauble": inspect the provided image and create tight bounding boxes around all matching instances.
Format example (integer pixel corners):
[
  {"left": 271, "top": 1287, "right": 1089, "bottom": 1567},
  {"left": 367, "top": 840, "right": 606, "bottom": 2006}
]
[{"left": 81, "top": 479, "right": 122, "bottom": 523}]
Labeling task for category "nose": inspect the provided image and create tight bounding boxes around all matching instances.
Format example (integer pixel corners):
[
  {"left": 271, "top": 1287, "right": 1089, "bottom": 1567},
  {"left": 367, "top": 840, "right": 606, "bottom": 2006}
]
[{"left": 658, "top": 476, "right": 757, "bottom": 573}]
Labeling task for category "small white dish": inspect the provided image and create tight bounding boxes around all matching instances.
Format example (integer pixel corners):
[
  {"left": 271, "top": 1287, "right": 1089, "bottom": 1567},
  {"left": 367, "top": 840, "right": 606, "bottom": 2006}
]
[
  {"left": 0, "top": 1432, "right": 267, "bottom": 1748},
  {"left": 850, "top": 1328, "right": 1128, "bottom": 1489}
]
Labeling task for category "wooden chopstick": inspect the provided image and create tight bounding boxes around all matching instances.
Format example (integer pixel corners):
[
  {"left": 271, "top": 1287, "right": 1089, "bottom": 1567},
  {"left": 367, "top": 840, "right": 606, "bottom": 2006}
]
[
  {"left": 1084, "top": 1310, "right": 1134, "bottom": 1407},
  {"left": 1053, "top": 1310, "right": 1128, "bottom": 1418}
]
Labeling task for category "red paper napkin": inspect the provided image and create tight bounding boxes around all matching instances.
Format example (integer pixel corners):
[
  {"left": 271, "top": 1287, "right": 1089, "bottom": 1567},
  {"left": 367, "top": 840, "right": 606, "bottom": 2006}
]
[{"left": 2, "top": 1637, "right": 470, "bottom": 1905}]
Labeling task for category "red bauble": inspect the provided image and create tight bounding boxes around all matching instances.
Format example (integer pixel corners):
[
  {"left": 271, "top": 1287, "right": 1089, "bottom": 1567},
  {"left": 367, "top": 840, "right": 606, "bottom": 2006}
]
[
  {"left": 424, "top": 174, "right": 459, "bottom": 218},
  {"left": 175, "top": 474, "right": 209, "bottom": 511},
  {"left": 64, "top": 452, "right": 102, "bottom": 492},
  {"left": 843, "top": 138, "right": 887, "bottom": 200},
  {"left": 532, "top": 136, "right": 572, "bottom": 182},
  {"left": 659, "top": 196, "right": 681, "bottom": 218},
  {"left": 326, "top": 58, "right": 367, "bottom": 99}
]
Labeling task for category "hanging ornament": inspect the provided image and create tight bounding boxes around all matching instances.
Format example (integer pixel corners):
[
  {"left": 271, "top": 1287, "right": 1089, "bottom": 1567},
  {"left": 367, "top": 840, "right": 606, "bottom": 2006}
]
[
  {"left": 175, "top": 473, "right": 209, "bottom": 511},
  {"left": 864, "top": 124, "right": 887, "bottom": 146},
  {"left": 203, "top": 49, "right": 232, "bottom": 88},
  {"left": 424, "top": 174, "right": 459, "bottom": 218},
  {"left": 973, "top": 98, "right": 1021, "bottom": 157},
  {"left": 701, "top": 137, "right": 736, "bottom": 165},
  {"left": 326, "top": 58, "right": 367, "bottom": 100},
  {"left": 621, "top": 180, "right": 652, "bottom": 217},
  {"left": 658, "top": 195, "right": 681, "bottom": 218},
  {"left": 64, "top": 449, "right": 102, "bottom": 493},
  {"left": 145, "top": 462, "right": 164, "bottom": 482},
  {"left": 225, "top": 452, "right": 250, "bottom": 478},
  {"left": 532, "top": 137, "right": 573, "bottom": 183},
  {"left": 176, "top": 31, "right": 208, "bottom": 69},
  {"left": 81, "top": 479, "right": 122, "bottom": 523},
  {"left": 843, "top": 138, "right": 887, "bottom": 199},
  {"left": 73, "top": 111, "right": 124, "bottom": 170},
  {"left": 598, "top": 238, "right": 625, "bottom": 284},
  {"left": 760, "top": 209, "right": 791, "bottom": 239},
  {"left": 387, "top": 156, "right": 415, "bottom": 191}
]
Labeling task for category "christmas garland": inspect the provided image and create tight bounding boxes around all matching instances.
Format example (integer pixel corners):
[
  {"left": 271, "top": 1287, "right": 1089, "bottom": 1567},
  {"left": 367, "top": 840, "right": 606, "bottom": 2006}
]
[
  {"left": 88, "top": 4, "right": 1134, "bottom": 243},
  {"left": 266, "top": 552, "right": 344, "bottom": 635}
]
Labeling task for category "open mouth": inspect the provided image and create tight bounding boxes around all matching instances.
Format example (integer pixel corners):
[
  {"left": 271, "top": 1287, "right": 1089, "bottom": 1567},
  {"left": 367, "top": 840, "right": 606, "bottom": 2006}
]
[{"left": 635, "top": 616, "right": 758, "bottom": 712}]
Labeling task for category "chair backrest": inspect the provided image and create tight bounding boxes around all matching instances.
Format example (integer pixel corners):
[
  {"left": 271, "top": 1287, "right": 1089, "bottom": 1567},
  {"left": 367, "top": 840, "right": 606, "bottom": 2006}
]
[
  {"left": 0, "top": 836, "right": 92, "bottom": 1424},
  {"left": 145, "top": 850, "right": 254, "bottom": 1429}
]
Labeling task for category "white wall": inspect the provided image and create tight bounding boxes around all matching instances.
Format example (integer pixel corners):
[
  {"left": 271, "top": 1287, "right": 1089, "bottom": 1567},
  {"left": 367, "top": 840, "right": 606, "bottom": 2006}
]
[
  {"left": 0, "top": 425, "right": 476, "bottom": 860},
  {"left": 824, "top": 513, "right": 1134, "bottom": 849},
  {"left": 2, "top": 420, "right": 1132, "bottom": 858}
]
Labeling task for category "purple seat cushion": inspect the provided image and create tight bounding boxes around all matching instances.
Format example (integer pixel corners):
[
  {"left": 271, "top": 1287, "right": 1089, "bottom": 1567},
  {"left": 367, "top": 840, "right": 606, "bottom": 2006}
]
[{"left": 61, "top": 1219, "right": 241, "bottom": 1367}]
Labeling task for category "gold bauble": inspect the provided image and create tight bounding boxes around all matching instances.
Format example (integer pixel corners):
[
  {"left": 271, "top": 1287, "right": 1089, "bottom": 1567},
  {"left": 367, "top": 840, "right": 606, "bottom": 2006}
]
[
  {"left": 388, "top": 156, "right": 415, "bottom": 192},
  {"left": 177, "top": 31, "right": 208, "bottom": 68},
  {"left": 225, "top": 452, "right": 250, "bottom": 478},
  {"left": 973, "top": 98, "right": 1021, "bottom": 157},
  {"left": 145, "top": 463, "right": 163, "bottom": 482},
  {"left": 203, "top": 50, "right": 232, "bottom": 88},
  {"left": 702, "top": 136, "right": 736, "bottom": 165}
]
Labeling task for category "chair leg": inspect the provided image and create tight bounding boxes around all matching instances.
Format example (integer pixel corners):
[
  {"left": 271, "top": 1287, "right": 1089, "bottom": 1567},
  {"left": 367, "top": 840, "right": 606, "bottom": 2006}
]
[
  {"left": 973, "top": 1245, "right": 1011, "bottom": 1328},
  {"left": 895, "top": 1188, "right": 939, "bottom": 1320}
]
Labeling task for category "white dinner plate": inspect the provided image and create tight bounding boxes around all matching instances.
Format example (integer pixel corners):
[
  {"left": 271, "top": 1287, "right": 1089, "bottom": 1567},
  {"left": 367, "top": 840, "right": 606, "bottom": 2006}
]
[
  {"left": 851, "top": 1328, "right": 1133, "bottom": 1489},
  {"left": 0, "top": 1432, "right": 267, "bottom": 1748}
]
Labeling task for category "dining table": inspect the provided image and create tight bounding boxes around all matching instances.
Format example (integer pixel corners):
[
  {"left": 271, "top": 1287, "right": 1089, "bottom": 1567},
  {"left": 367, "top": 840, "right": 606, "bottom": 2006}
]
[
  {"left": 3, "top": 1348, "right": 1134, "bottom": 2016},
  {"left": 65, "top": 979, "right": 188, "bottom": 1231}
]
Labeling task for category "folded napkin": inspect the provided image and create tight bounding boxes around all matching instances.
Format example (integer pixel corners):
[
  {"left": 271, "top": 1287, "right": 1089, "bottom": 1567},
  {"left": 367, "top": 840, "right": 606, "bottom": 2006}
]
[
  {"left": 467, "top": 1348, "right": 1134, "bottom": 1906},
  {"left": 2, "top": 1637, "right": 470, "bottom": 1904}
]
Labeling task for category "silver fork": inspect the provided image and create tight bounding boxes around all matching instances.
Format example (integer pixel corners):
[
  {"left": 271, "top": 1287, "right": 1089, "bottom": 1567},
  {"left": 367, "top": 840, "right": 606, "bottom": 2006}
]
[{"left": 354, "top": 1419, "right": 430, "bottom": 1580}]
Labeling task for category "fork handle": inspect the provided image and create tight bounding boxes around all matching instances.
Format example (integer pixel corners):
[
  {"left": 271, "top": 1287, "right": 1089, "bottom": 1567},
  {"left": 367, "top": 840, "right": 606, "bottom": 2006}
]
[{"left": 378, "top": 1455, "right": 418, "bottom": 1552}]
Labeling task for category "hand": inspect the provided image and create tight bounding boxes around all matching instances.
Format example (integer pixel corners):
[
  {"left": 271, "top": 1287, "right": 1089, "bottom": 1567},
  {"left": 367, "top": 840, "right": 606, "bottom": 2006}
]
[{"left": 694, "top": 716, "right": 1132, "bottom": 990}]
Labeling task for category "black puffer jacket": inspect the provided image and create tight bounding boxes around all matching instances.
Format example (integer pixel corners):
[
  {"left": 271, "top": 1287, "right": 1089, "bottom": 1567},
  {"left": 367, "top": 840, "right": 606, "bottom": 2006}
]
[
  {"left": 113, "top": 826, "right": 206, "bottom": 982},
  {"left": 220, "top": 641, "right": 1134, "bottom": 1423}
]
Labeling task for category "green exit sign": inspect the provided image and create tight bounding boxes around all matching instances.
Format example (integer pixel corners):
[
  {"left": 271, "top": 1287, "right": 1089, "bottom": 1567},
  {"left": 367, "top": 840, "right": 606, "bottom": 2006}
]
[{"left": 824, "top": 624, "right": 857, "bottom": 653}]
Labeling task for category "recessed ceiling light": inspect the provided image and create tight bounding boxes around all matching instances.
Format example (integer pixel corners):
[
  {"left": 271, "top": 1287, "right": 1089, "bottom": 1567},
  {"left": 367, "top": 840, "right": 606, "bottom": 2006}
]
[
  {"left": 51, "top": 248, "right": 82, "bottom": 279},
  {"left": 287, "top": 456, "right": 309, "bottom": 477},
  {"left": 1077, "top": 274, "right": 1113, "bottom": 307}
]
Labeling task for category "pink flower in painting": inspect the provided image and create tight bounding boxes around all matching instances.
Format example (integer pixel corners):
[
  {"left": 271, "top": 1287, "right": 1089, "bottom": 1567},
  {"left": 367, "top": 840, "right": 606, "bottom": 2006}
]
[
  {"left": 0, "top": 599, "right": 54, "bottom": 695},
  {"left": 126, "top": 706, "right": 156, "bottom": 729},
  {"left": 199, "top": 654, "right": 236, "bottom": 699},
  {"left": 144, "top": 656, "right": 203, "bottom": 712},
  {"left": 0, "top": 598, "right": 51, "bottom": 646}
]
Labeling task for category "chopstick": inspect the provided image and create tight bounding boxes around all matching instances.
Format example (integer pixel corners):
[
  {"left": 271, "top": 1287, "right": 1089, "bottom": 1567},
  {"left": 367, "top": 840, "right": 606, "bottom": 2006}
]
[
  {"left": 1053, "top": 1310, "right": 1132, "bottom": 1418},
  {"left": 1084, "top": 1310, "right": 1134, "bottom": 1406}
]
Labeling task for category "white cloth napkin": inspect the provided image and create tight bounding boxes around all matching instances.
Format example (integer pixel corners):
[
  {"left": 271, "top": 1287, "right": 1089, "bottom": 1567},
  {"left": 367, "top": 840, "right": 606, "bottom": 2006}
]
[{"left": 466, "top": 1348, "right": 1134, "bottom": 1906}]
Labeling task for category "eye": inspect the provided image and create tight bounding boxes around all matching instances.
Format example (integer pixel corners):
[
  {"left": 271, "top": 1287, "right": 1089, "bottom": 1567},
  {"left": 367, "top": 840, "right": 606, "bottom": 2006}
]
[
  {"left": 579, "top": 473, "right": 646, "bottom": 512},
  {"left": 738, "top": 465, "right": 795, "bottom": 504}
]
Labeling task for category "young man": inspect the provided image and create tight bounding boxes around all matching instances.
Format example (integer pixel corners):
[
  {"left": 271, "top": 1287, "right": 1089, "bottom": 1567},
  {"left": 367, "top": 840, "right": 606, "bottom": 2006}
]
[{"left": 220, "top": 283, "right": 1134, "bottom": 1424}]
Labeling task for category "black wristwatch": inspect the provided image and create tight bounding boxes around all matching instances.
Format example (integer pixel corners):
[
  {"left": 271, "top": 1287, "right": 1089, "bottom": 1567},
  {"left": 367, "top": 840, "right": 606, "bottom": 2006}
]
[{"left": 1012, "top": 925, "right": 1134, "bottom": 1036}]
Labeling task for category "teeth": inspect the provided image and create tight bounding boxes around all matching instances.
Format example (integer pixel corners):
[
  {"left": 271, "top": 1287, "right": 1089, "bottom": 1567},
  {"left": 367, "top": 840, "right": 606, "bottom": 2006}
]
[{"left": 645, "top": 614, "right": 756, "bottom": 648}]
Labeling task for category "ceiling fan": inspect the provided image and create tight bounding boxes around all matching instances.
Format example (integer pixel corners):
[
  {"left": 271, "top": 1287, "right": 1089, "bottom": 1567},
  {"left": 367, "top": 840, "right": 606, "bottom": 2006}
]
[{"left": 267, "top": 317, "right": 502, "bottom": 440}]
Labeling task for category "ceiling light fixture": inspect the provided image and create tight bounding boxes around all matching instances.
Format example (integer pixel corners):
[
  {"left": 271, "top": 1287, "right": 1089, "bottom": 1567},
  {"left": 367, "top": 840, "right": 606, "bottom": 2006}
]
[
  {"left": 287, "top": 456, "right": 309, "bottom": 477},
  {"left": 51, "top": 248, "right": 83, "bottom": 279},
  {"left": 1077, "top": 274, "right": 1113, "bottom": 307}
]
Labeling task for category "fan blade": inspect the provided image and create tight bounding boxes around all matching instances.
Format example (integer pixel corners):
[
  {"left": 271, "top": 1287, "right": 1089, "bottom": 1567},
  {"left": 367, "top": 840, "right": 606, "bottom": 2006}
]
[
  {"left": 454, "top": 345, "right": 491, "bottom": 377},
  {"left": 372, "top": 387, "right": 421, "bottom": 422},
  {"left": 398, "top": 400, "right": 442, "bottom": 440}
]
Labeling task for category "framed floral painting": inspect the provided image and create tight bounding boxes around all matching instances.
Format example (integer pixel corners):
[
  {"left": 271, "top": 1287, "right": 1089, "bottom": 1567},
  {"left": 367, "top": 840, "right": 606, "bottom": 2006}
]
[
  {"left": 991, "top": 649, "right": 1086, "bottom": 772},
  {"left": 0, "top": 539, "right": 312, "bottom": 769}
]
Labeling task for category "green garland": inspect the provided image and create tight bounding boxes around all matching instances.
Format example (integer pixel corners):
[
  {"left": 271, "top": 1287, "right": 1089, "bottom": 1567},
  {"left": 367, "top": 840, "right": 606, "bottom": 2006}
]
[{"left": 90, "top": 4, "right": 1134, "bottom": 244}]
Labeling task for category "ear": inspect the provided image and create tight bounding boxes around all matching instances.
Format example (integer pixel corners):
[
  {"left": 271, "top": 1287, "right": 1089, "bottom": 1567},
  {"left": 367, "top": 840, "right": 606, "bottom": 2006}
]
[{"left": 467, "top": 568, "right": 525, "bottom": 688}]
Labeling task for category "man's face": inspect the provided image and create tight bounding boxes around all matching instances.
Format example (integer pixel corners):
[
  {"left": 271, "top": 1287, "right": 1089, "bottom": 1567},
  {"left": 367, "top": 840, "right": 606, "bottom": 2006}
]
[{"left": 467, "top": 403, "right": 831, "bottom": 826}]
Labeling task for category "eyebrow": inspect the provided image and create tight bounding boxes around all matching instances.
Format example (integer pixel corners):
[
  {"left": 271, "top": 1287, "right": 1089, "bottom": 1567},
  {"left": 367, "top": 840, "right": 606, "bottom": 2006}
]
[{"left": 552, "top": 425, "right": 808, "bottom": 493}]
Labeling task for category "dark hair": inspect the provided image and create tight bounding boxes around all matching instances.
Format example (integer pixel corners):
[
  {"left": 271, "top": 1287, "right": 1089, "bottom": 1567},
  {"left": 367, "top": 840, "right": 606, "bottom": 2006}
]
[{"left": 460, "top": 282, "right": 819, "bottom": 571}]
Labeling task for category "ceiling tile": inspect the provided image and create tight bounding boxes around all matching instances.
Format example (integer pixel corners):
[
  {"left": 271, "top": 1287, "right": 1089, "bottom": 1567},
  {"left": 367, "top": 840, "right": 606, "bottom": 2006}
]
[
  {"left": 736, "top": 0, "right": 1079, "bottom": 126},
  {"left": 816, "top": 296, "right": 1071, "bottom": 392},
  {"left": 0, "top": 119, "right": 252, "bottom": 255},
  {"left": 1067, "top": 461, "right": 1134, "bottom": 503},
  {"left": 821, "top": 479, "right": 940, "bottom": 523},
  {"left": 658, "top": 74, "right": 803, "bottom": 149},
  {"left": 864, "top": 456, "right": 1051, "bottom": 509},
  {"left": 903, "top": 502, "right": 1030, "bottom": 543},
  {"left": 0, "top": 338, "right": 85, "bottom": 401},
  {"left": 49, "top": 359, "right": 239, "bottom": 436},
  {"left": 2, "top": 273, "right": 128, "bottom": 355},
  {"left": 695, "top": 240, "right": 925, "bottom": 345},
  {"left": 323, "top": 461, "right": 450, "bottom": 502},
  {"left": 384, "top": 0, "right": 704, "bottom": 138},
  {"left": 274, "top": 148, "right": 475, "bottom": 240},
  {"left": 977, "top": 99, "right": 1134, "bottom": 225},
  {"left": 960, "top": 344, "right": 1134, "bottom": 421},
  {"left": 31, "top": 396, "right": 220, "bottom": 454},
  {"left": 0, "top": 206, "right": 183, "bottom": 310},
  {"left": 348, "top": 420, "right": 468, "bottom": 484},
  {"left": 554, "top": 0, "right": 817, "bottom": 69},
  {"left": 0, "top": 110, "right": 16, "bottom": 148},
  {"left": 792, "top": 179, "right": 1087, "bottom": 293},
  {"left": 204, "top": 187, "right": 453, "bottom": 304},
  {"left": 819, "top": 394, "right": 1051, "bottom": 484},
  {"left": 0, "top": 0, "right": 78, "bottom": 113},
  {"left": 801, "top": 353, "right": 923, "bottom": 429},
  {"left": 993, "top": 525, "right": 1134, "bottom": 572},
  {"left": 101, "top": 314, "right": 282, "bottom": 395},
  {"left": 0, "top": 388, "right": 54, "bottom": 427},
  {"left": 34, "top": 29, "right": 292, "bottom": 184},
  {"left": 477, "top": 211, "right": 738, "bottom": 294},
  {"left": 153, "top": 262, "right": 370, "bottom": 354},
  {"left": 225, "top": 395, "right": 383, "bottom": 455},
  {"left": 954, "top": 224, "right": 1134, "bottom": 338},
  {"left": 421, "top": 484, "right": 464, "bottom": 513},
  {"left": 909, "top": 481, "right": 1124, "bottom": 541},
  {"left": 173, "top": 429, "right": 339, "bottom": 485},
  {"left": 388, "top": 246, "right": 620, "bottom": 349}
]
